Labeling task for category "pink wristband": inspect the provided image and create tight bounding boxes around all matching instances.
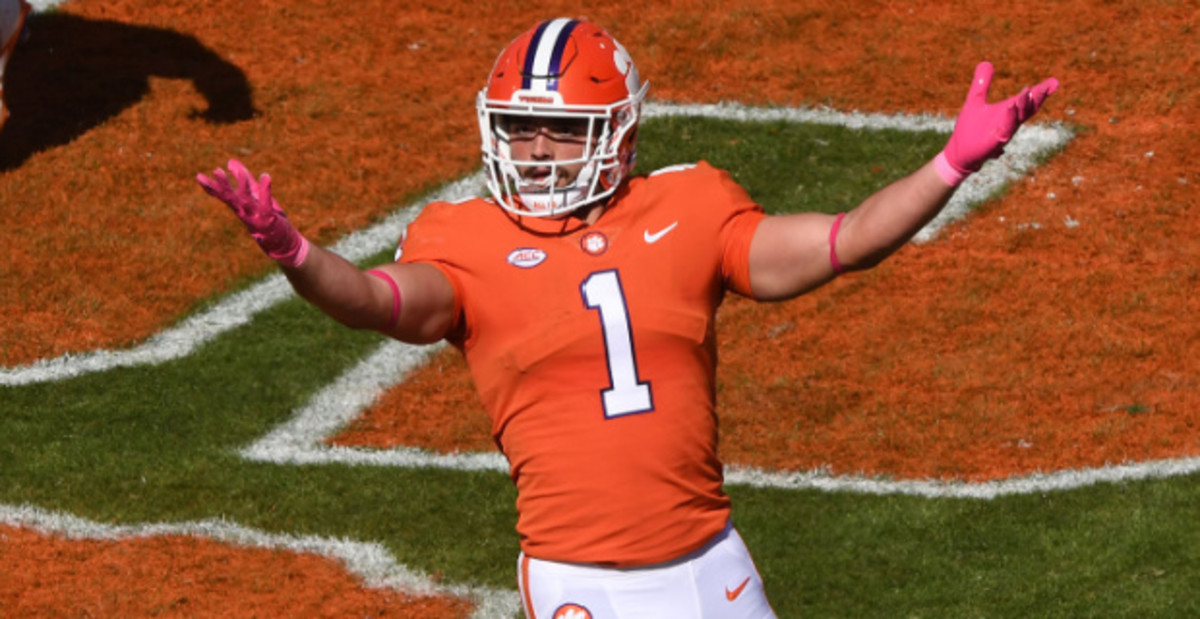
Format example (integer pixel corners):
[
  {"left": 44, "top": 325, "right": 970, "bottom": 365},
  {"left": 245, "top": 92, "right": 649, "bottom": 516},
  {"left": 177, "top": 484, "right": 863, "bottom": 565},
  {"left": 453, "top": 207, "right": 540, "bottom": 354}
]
[
  {"left": 365, "top": 268, "right": 402, "bottom": 331},
  {"left": 829, "top": 212, "right": 846, "bottom": 274},
  {"left": 933, "top": 151, "right": 970, "bottom": 187},
  {"left": 279, "top": 236, "right": 311, "bottom": 269}
]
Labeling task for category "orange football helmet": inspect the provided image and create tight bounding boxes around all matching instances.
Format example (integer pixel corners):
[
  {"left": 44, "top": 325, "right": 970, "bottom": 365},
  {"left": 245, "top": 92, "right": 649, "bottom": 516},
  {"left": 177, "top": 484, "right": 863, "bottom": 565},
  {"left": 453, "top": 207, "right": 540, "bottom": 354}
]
[{"left": 476, "top": 18, "right": 649, "bottom": 217}]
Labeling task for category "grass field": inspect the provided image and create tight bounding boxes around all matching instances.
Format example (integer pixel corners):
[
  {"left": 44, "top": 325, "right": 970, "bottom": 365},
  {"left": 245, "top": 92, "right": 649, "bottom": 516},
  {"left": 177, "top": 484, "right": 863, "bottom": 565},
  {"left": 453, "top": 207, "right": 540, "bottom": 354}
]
[{"left": 2, "top": 0, "right": 1197, "bottom": 617}]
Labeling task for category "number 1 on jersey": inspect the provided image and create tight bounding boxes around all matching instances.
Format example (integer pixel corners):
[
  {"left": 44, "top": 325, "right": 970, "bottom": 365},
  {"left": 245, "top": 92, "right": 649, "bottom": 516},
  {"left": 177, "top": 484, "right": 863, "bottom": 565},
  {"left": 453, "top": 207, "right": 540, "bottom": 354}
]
[{"left": 581, "top": 270, "right": 653, "bottom": 418}]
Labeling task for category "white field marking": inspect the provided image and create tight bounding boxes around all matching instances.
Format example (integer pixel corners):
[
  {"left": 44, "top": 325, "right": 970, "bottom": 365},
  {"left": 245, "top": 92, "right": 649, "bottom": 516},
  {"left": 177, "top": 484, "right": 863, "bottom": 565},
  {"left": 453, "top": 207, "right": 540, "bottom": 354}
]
[
  {"left": 724, "top": 458, "right": 1200, "bottom": 500},
  {"left": 239, "top": 338, "right": 508, "bottom": 473},
  {"left": 642, "top": 101, "right": 1074, "bottom": 243},
  {"left": 27, "top": 0, "right": 69, "bottom": 11},
  {"left": 241, "top": 349, "right": 1200, "bottom": 499},
  {"left": 0, "top": 502, "right": 523, "bottom": 618},
  {"left": 0, "top": 172, "right": 487, "bottom": 387},
  {"left": 1, "top": 104, "right": 1070, "bottom": 386}
]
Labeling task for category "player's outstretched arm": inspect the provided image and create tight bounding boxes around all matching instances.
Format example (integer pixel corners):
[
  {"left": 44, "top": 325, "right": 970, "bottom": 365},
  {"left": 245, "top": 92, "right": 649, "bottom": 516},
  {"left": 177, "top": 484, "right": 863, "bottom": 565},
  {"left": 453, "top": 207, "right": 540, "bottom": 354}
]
[
  {"left": 196, "top": 159, "right": 455, "bottom": 344},
  {"left": 748, "top": 62, "right": 1058, "bottom": 301}
]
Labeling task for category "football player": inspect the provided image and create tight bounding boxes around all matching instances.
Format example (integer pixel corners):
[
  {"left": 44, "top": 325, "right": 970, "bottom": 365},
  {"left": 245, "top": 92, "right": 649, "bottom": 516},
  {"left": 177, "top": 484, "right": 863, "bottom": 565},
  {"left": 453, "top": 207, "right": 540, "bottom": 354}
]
[
  {"left": 0, "top": 0, "right": 29, "bottom": 133},
  {"left": 199, "top": 18, "right": 1057, "bottom": 618}
]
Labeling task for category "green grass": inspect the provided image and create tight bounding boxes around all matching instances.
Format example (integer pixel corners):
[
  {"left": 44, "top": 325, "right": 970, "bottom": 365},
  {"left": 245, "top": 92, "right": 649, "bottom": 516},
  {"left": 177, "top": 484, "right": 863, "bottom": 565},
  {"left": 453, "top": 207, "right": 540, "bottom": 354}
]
[
  {"left": 0, "top": 298, "right": 518, "bottom": 583},
  {"left": 5, "top": 117, "right": 1196, "bottom": 617},
  {"left": 737, "top": 480, "right": 1200, "bottom": 617},
  {"left": 637, "top": 115, "right": 948, "bottom": 215}
]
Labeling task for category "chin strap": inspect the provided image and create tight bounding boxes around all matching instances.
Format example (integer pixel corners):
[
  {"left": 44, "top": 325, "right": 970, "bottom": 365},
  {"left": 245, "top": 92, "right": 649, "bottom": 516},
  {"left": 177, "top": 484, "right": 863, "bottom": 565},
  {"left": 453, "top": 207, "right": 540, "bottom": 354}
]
[{"left": 517, "top": 185, "right": 584, "bottom": 216}]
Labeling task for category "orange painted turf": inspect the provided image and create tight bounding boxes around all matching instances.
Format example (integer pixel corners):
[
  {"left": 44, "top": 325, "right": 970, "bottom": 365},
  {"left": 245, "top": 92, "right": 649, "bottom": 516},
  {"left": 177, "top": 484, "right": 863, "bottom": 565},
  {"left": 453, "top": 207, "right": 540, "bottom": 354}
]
[
  {"left": 0, "top": 524, "right": 473, "bottom": 617},
  {"left": 2, "top": 0, "right": 1196, "bottom": 616}
]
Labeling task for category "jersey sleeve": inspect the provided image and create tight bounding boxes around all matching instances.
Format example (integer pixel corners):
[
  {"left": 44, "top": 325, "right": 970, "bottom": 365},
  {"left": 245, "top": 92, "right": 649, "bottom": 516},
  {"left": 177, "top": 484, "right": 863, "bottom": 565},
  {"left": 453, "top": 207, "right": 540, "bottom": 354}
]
[
  {"left": 700, "top": 162, "right": 766, "bottom": 297},
  {"left": 393, "top": 200, "right": 469, "bottom": 339}
]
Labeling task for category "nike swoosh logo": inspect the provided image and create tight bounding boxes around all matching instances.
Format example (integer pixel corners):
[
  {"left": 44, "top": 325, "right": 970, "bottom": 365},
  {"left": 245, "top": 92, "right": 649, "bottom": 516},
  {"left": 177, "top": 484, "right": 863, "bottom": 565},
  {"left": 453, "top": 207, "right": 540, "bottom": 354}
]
[
  {"left": 643, "top": 221, "right": 678, "bottom": 244},
  {"left": 725, "top": 576, "right": 751, "bottom": 601}
]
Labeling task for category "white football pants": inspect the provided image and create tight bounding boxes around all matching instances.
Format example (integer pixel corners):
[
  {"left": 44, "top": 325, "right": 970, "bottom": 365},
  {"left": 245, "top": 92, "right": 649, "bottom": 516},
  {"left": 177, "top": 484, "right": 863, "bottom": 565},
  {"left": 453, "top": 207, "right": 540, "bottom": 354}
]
[{"left": 517, "top": 522, "right": 777, "bottom": 618}]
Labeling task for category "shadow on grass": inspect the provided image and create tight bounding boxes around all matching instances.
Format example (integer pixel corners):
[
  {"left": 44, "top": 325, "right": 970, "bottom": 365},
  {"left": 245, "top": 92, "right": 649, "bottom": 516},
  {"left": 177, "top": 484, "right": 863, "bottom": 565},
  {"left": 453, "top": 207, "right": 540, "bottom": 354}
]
[{"left": 0, "top": 11, "right": 256, "bottom": 171}]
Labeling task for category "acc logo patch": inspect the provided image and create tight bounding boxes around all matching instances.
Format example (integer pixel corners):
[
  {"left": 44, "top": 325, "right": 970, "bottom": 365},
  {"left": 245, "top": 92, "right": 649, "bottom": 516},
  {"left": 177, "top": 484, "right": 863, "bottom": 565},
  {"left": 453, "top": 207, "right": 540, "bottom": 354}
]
[
  {"left": 553, "top": 603, "right": 593, "bottom": 619},
  {"left": 507, "top": 247, "right": 548, "bottom": 268}
]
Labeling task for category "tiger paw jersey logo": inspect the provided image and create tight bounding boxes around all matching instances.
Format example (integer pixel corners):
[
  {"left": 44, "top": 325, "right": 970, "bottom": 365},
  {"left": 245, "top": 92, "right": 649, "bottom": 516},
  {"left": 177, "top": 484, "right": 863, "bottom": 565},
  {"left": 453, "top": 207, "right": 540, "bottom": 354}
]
[
  {"left": 580, "top": 230, "right": 608, "bottom": 255},
  {"left": 553, "top": 603, "right": 593, "bottom": 619}
]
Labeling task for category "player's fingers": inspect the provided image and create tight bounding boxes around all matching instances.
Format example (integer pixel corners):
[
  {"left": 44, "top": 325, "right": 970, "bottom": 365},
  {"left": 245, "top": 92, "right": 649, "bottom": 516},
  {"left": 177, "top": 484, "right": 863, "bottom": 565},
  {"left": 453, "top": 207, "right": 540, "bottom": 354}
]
[
  {"left": 253, "top": 173, "right": 272, "bottom": 207},
  {"left": 196, "top": 168, "right": 230, "bottom": 197},
  {"left": 1026, "top": 77, "right": 1059, "bottom": 113},
  {"left": 228, "top": 162, "right": 258, "bottom": 203},
  {"left": 227, "top": 159, "right": 255, "bottom": 196},
  {"left": 1034, "top": 77, "right": 1060, "bottom": 97},
  {"left": 1008, "top": 86, "right": 1034, "bottom": 122},
  {"left": 197, "top": 174, "right": 253, "bottom": 221},
  {"left": 966, "top": 61, "right": 994, "bottom": 105},
  {"left": 213, "top": 167, "right": 232, "bottom": 188},
  {"left": 195, "top": 173, "right": 219, "bottom": 196},
  {"left": 227, "top": 158, "right": 251, "bottom": 180},
  {"left": 994, "top": 100, "right": 1021, "bottom": 143}
]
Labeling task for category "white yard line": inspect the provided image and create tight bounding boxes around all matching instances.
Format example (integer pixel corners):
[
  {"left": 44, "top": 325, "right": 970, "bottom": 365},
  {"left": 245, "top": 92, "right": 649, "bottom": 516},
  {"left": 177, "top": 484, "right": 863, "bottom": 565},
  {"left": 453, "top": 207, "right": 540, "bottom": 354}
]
[
  {"left": 0, "top": 502, "right": 523, "bottom": 618},
  {"left": 0, "top": 173, "right": 485, "bottom": 387},
  {"left": 239, "top": 338, "right": 511, "bottom": 472},
  {"left": 240, "top": 345, "right": 1200, "bottom": 500},
  {"left": 723, "top": 457, "right": 1200, "bottom": 499}
]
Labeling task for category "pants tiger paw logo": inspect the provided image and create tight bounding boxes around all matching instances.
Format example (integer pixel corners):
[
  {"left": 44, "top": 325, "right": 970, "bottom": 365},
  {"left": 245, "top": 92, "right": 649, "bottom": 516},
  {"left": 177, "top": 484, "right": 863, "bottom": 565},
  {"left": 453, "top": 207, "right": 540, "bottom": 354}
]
[{"left": 553, "top": 602, "right": 593, "bottom": 619}]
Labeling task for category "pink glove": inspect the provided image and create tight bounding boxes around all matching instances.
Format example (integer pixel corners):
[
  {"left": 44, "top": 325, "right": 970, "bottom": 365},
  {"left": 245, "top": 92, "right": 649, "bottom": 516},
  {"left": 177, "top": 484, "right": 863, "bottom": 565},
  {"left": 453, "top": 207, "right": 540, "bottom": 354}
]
[
  {"left": 936, "top": 62, "right": 1059, "bottom": 186},
  {"left": 197, "top": 159, "right": 310, "bottom": 268}
]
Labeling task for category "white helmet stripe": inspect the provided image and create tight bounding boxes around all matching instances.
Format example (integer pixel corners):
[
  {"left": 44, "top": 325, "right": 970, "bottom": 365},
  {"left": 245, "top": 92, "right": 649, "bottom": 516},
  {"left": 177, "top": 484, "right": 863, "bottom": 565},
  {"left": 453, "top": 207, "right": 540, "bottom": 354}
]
[{"left": 523, "top": 18, "right": 577, "bottom": 93}]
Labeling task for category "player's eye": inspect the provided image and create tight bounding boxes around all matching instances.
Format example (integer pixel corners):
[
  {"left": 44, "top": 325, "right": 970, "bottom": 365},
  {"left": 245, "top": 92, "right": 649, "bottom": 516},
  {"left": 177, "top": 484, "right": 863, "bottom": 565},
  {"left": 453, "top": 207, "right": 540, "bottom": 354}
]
[
  {"left": 501, "top": 117, "right": 590, "bottom": 141},
  {"left": 502, "top": 119, "right": 539, "bottom": 139},
  {"left": 544, "top": 119, "right": 589, "bottom": 140}
]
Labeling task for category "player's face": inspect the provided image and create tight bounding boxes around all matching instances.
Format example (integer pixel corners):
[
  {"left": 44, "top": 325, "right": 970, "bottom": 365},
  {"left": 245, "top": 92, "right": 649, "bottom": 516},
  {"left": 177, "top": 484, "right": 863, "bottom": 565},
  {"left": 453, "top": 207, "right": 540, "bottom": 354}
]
[{"left": 502, "top": 116, "right": 593, "bottom": 187}]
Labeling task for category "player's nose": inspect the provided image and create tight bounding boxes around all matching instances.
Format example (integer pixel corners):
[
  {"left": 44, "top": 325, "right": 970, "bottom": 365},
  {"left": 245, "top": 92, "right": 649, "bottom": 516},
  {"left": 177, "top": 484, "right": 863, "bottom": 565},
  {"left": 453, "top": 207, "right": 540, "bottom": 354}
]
[{"left": 529, "top": 132, "right": 555, "bottom": 158}]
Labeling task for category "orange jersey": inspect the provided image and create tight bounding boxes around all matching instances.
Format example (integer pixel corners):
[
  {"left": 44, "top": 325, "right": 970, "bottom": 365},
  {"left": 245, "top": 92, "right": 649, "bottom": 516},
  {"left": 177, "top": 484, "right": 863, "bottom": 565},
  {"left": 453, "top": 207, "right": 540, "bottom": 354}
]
[{"left": 398, "top": 161, "right": 765, "bottom": 567}]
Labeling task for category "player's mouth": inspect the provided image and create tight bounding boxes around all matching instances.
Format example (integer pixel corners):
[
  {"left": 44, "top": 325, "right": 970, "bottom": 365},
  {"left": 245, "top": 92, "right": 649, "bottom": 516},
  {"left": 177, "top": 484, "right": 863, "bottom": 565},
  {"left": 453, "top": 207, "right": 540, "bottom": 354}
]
[{"left": 520, "top": 166, "right": 556, "bottom": 188}]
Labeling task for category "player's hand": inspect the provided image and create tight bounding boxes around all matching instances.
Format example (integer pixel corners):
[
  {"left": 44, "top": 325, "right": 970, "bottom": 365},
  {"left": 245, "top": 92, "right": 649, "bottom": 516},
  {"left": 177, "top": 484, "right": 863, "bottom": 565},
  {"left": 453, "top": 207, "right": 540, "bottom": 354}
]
[
  {"left": 196, "top": 159, "right": 310, "bottom": 268},
  {"left": 936, "top": 61, "right": 1059, "bottom": 185}
]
